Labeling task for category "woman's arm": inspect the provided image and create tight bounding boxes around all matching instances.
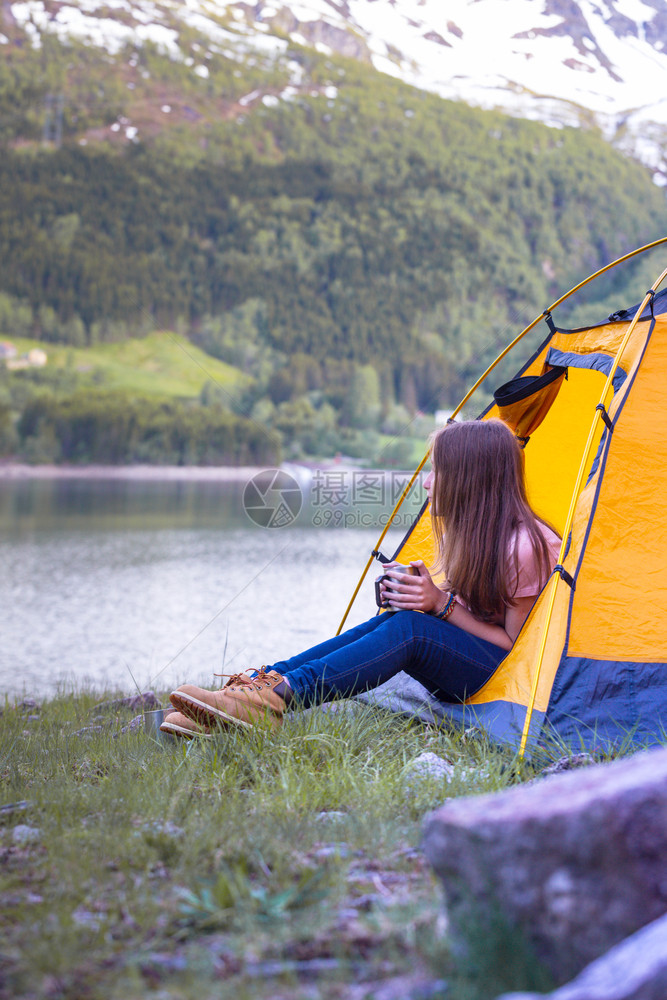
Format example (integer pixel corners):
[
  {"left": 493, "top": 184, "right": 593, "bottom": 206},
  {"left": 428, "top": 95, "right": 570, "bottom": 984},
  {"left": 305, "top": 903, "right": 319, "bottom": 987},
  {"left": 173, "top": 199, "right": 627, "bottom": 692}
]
[
  {"left": 448, "top": 594, "right": 535, "bottom": 650},
  {"left": 380, "top": 560, "right": 534, "bottom": 651}
]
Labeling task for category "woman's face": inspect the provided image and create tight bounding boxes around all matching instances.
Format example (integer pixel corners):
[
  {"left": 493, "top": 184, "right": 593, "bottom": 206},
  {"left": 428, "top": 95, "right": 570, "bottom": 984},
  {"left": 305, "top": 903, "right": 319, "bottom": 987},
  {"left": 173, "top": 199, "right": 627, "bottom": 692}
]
[{"left": 423, "top": 469, "right": 434, "bottom": 504}]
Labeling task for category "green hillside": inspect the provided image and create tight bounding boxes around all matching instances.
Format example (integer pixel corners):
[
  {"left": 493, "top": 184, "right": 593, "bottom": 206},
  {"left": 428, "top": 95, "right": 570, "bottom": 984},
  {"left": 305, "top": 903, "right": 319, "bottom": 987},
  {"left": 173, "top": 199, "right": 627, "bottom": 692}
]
[
  {"left": 4, "top": 333, "right": 248, "bottom": 400},
  {"left": 1, "top": 30, "right": 666, "bottom": 464}
]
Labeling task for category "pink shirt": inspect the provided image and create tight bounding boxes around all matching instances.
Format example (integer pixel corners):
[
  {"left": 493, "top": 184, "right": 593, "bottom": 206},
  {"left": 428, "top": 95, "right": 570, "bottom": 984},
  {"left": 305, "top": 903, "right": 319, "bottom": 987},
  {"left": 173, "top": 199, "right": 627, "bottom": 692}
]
[{"left": 508, "top": 523, "right": 561, "bottom": 601}]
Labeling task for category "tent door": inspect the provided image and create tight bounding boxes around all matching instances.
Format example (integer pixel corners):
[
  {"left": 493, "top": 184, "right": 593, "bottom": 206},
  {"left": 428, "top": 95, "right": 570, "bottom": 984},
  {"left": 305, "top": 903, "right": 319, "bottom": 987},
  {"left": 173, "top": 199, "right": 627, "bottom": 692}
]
[{"left": 493, "top": 365, "right": 568, "bottom": 447}]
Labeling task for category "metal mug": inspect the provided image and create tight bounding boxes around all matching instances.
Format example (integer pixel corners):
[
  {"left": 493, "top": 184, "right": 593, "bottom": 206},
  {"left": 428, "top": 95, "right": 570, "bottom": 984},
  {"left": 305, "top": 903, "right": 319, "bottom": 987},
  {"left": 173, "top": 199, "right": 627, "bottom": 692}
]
[{"left": 143, "top": 708, "right": 167, "bottom": 740}]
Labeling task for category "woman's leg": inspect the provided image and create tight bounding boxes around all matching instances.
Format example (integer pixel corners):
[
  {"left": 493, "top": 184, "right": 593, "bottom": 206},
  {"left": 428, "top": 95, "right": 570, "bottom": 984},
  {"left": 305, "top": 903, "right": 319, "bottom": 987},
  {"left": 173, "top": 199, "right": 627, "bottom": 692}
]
[
  {"left": 169, "top": 612, "right": 504, "bottom": 730},
  {"left": 268, "top": 613, "right": 391, "bottom": 674},
  {"left": 280, "top": 610, "right": 505, "bottom": 706}
]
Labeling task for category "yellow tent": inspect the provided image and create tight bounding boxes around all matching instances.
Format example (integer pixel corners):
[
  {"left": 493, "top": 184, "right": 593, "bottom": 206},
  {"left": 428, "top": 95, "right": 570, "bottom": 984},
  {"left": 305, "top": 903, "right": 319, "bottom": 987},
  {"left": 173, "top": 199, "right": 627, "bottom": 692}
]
[{"left": 345, "top": 243, "right": 667, "bottom": 754}]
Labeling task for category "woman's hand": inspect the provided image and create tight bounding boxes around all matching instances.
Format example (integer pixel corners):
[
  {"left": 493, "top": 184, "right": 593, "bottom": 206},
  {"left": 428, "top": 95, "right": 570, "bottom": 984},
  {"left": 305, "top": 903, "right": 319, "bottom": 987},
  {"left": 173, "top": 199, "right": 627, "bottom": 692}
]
[
  {"left": 379, "top": 560, "right": 447, "bottom": 613},
  {"left": 380, "top": 560, "right": 534, "bottom": 651}
]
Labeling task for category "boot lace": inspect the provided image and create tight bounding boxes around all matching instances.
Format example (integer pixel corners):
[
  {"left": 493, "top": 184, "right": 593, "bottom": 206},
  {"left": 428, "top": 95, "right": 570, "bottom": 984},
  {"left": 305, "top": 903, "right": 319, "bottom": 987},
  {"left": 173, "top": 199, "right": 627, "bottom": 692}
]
[
  {"left": 241, "top": 668, "right": 278, "bottom": 691},
  {"left": 213, "top": 670, "right": 253, "bottom": 689},
  {"left": 213, "top": 668, "right": 276, "bottom": 690}
]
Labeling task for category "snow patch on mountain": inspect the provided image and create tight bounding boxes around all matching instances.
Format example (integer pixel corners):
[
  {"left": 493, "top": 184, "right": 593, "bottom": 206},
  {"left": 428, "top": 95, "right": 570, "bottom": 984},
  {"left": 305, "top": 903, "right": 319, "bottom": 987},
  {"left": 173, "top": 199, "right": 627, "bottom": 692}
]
[
  {"left": 247, "top": 0, "right": 667, "bottom": 179},
  {"left": 250, "top": 1, "right": 667, "bottom": 123},
  {"left": 11, "top": 1, "right": 181, "bottom": 54}
]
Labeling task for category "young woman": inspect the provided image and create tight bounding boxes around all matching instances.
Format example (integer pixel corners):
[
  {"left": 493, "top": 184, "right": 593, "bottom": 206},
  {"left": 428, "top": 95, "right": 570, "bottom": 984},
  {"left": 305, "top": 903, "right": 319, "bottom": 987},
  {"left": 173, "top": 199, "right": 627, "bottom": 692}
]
[{"left": 163, "top": 419, "right": 561, "bottom": 738}]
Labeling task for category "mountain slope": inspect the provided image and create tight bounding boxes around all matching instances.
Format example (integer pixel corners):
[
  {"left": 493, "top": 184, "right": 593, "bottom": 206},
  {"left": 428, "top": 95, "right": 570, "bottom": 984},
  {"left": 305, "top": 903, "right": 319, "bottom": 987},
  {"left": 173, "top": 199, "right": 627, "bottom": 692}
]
[{"left": 3, "top": 0, "right": 667, "bottom": 181}]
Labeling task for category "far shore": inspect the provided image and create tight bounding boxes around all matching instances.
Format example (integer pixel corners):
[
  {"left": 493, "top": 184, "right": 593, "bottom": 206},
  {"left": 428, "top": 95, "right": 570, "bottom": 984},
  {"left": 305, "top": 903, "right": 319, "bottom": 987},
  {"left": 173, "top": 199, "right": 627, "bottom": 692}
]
[
  {"left": 0, "top": 462, "right": 269, "bottom": 482},
  {"left": 0, "top": 459, "right": 363, "bottom": 482}
]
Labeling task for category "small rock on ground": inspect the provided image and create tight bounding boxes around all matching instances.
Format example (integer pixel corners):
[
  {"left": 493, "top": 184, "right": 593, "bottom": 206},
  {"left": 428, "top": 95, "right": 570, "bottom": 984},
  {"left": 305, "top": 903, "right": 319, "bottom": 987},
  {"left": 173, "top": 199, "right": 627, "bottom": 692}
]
[
  {"left": 119, "top": 715, "right": 145, "bottom": 734},
  {"left": 15, "top": 699, "right": 39, "bottom": 713},
  {"left": 95, "top": 692, "right": 162, "bottom": 714},
  {"left": 0, "top": 800, "right": 32, "bottom": 815},
  {"left": 141, "top": 821, "right": 184, "bottom": 840},
  {"left": 540, "top": 754, "right": 596, "bottom": 777},
  {"left": 404, "top": 753, "right": 455, "bottom": 784},
  {"left": 12, "top": 824, "right": 41, "bottom": 845},
  {"left": 315, "top": 811, "right": 347, "bottom": 823}
]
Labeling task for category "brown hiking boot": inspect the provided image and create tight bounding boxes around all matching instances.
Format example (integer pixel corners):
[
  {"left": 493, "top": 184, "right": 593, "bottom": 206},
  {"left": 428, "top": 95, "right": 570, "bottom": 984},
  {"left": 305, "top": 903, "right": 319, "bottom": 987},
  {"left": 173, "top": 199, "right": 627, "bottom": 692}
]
[
  {"left": 170, "top": 669, "right": 289, "bottom": 730},
  {"left": 159, "top": 711, "right": 212, "bottom": 740}
]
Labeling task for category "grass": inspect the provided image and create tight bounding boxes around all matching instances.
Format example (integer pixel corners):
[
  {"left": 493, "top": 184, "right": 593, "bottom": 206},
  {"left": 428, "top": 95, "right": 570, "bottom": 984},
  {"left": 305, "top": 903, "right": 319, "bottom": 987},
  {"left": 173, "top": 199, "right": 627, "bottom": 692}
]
[
  {"left": 0, "top": 691, "right": 561, "bottom": 1000},
  {"left": 7, "top": 333, "right": 249, "bottom": 401}
]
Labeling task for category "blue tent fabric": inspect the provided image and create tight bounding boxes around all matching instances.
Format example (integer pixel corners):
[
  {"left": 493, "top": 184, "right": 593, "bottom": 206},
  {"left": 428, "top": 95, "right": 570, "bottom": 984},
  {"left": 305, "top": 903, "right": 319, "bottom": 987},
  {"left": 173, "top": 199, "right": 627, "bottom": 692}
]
[{"left": 546, "top": 656, "right": 667, "bottom": 751}]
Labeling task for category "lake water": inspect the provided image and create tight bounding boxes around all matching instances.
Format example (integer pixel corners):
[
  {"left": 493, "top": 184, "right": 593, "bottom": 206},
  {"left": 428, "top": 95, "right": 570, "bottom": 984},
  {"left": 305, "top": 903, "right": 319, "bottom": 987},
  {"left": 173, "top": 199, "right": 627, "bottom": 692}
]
[{"left": 0, "top": 469, "right": 424, "bottom": 698}]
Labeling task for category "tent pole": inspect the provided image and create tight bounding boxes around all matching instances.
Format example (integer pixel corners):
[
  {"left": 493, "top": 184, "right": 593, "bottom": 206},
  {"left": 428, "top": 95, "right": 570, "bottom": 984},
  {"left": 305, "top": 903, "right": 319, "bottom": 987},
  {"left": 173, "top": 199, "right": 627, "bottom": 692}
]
[
  {"left": 518, "top": 264, "right": 667, "bottom": 759},
  {"left": 336, "top": 237, "right": 667, "bottom": 635},
  {"left": 452, "top": 236, "right": 667, "bottom": 416}
]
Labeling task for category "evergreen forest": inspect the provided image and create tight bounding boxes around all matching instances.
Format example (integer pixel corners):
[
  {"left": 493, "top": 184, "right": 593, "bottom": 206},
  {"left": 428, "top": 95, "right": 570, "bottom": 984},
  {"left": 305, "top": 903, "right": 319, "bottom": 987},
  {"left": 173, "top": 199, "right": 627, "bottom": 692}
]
[{"left": 1, "top": 31, "right": 666, "bottom": 465}]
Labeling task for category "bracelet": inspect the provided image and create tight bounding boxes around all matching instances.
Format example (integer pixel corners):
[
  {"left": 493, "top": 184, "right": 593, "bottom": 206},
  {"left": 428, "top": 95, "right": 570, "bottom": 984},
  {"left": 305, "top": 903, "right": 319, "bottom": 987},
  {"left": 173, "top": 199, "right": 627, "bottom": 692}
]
[{"left": 433, "top": 591, "right": 456, "bottom": 621}]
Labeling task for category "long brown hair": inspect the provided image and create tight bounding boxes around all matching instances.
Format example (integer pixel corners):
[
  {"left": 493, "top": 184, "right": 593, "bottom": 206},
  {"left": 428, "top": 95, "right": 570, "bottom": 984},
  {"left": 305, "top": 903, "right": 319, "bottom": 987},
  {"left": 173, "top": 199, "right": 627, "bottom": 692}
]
[{"left": 429, "top": 419, "right": 554, "bottom": 620}]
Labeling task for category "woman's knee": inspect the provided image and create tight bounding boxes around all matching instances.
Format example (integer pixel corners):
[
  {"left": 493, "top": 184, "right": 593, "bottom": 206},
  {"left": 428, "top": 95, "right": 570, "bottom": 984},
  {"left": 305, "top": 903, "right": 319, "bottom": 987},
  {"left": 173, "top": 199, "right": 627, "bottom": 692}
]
[{"left": 379, "top": 610, "right": 423, "bottom": 640}]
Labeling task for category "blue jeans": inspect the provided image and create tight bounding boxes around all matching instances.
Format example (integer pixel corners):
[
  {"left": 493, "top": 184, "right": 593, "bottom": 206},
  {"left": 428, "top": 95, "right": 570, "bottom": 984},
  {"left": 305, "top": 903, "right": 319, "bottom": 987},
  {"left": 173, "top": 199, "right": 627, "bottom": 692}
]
[{"left": 268, "top": 611, "right": 506, "bottom": 707}]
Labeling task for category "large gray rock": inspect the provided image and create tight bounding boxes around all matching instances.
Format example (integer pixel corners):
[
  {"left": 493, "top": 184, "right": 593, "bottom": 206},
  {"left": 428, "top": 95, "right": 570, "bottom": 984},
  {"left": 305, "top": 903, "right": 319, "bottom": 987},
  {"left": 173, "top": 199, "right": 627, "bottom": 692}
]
[
  {"left": 496, "top": 911, "right": 667, "bottom": 1000},
  {"left": 422, "top": 747, "right": 667, "bottom": 983}
]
